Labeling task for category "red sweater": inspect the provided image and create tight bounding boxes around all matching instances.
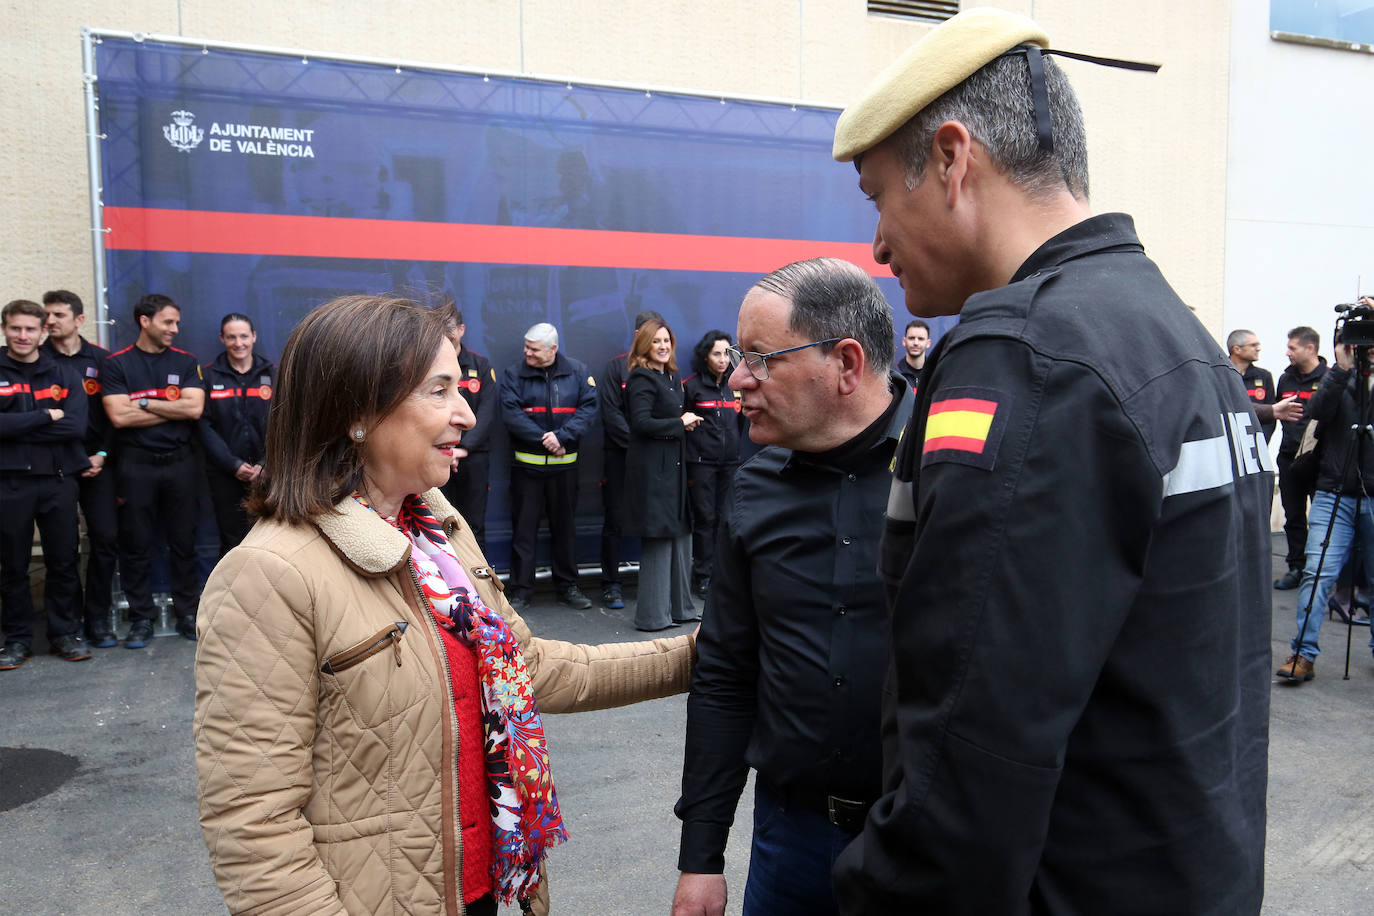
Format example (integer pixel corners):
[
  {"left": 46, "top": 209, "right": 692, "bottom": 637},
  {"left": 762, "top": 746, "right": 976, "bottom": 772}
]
[{"left": 434, "top": 618, "right": 493, "bottom": 903}]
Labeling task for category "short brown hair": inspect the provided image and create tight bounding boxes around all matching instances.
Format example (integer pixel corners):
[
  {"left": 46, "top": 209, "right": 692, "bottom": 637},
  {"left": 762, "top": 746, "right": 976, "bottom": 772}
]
[
  {"left": 3, "top": 299, "right": 45, "bottom": 325},
  {"left": 627, "top": 320, "right": 677, "bottom": 374},
  {"left": 248, "top": 295, "right": 450, "bottom": 524}
]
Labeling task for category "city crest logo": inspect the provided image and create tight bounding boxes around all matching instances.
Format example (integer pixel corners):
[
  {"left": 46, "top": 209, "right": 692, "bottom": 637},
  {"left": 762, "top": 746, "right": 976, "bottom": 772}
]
[{"left": 163, "top": 110, "right": 204, "bottom": 152}]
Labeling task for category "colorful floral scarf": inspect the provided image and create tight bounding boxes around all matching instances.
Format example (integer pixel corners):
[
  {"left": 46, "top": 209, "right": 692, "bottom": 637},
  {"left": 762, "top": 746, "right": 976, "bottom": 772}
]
[{"left": 353, "top": 492, "right": 567, "bottom": 905}]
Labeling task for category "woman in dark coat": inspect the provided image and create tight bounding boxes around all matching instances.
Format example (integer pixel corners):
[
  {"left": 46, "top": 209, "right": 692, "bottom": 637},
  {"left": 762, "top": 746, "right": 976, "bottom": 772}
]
[
  {"left": 624, "top": 320, "right": 702, "bottom": 630},
  {"left": 683, "top": 330, "right": 741, "bottom": 597}
]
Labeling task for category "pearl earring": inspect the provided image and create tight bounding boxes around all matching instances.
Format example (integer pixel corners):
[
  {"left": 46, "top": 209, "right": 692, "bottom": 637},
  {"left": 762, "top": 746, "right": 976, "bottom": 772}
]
[{"left": 352, "top": 428, "right": 365, "bottom": 441}]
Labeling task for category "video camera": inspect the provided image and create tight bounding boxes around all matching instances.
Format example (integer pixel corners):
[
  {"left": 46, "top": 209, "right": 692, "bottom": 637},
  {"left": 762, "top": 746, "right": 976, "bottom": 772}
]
[{"left": 1334, "top": 301, "right": 1374, "bottom": 348}]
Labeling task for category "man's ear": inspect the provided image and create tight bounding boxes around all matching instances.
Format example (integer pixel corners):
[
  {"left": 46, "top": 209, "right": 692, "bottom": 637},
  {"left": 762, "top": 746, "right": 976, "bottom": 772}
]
[
  {"left": 834, "top": 338, "right": 868, "bottom": 396},
  {"left": 931, "top": 120, "right": 974, "bottom": 207}
]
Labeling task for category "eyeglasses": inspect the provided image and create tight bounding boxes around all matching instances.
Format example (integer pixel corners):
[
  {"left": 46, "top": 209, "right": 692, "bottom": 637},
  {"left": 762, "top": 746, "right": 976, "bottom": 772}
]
[{"left": 726, "top": 338, "right": 843, "bottom": 381}]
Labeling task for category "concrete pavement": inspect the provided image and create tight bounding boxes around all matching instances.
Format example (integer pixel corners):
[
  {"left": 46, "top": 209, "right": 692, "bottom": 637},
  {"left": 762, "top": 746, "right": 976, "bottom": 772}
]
[{"left": 1, "top": 536, "right": 1371, "bottom": 914}]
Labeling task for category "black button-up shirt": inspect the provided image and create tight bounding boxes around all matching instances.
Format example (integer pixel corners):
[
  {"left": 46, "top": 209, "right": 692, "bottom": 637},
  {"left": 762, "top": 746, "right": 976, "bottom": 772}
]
[{"left": 674, "top": 376, "right": 911, "bottom": 874}]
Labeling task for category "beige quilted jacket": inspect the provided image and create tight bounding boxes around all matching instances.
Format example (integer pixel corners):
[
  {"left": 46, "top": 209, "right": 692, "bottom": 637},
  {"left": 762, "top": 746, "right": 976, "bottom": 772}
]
[{"left": 194, "top": 488, "right": 695, "bottom": 915}]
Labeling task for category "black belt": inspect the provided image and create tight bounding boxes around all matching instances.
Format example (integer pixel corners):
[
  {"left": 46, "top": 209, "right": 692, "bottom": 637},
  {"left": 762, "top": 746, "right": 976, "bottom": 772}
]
[
  {"left": 767, "top": 779, "right": 873, "bottom": 835},
  {"left": 122, "top": 446, "right": 188, "bottom": 466}
]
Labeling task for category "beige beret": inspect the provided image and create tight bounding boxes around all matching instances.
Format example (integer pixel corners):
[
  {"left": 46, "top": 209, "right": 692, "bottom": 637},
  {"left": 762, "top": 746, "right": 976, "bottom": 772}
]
[{"left": 833, "top": 7, "right": 1049, "bottom": 162}]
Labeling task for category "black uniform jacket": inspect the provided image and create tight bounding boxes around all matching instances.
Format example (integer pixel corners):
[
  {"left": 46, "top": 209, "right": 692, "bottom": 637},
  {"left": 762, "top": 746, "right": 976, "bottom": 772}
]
[
  {"left": 1241, "top": 363, "right": 1276, "bottom": 442},
  {"left": 895, "top": 357, "right": 924, "bottom": 395},
  {"left": 456, "top": 347, "right": 496, "bottom": 454},
  {"left": 200, "top": 351, "right": 275, "bottom": 475},
  {"left": 682, "top": 370, "right": 740, "bottom": 465},
  {"left": 39, "top": 337, "right": 112, "bottom": 458},
  {"left": 1305, "top": 364, "right": 1374, "bottom": 495},
  {"left": 598, "top": 352, "right": 631, "bottom": 450},
  {"left": 498, "top": 351, "right": 598, "bottom": 468},
  {"left": 0, "top": 347, "right": 89, "bottom": 475},
  {"left": 835, "top": 214, "right": 1273, "bottom": 915},
  {"left": 1276, "top": 357, "right": 1328, "bottom": 458},
  {"left": 675, "top": 378, "right": 912, "bottom": 875},
  {"left": 624, "top": 365, "right": 690, "bottom": 539}
]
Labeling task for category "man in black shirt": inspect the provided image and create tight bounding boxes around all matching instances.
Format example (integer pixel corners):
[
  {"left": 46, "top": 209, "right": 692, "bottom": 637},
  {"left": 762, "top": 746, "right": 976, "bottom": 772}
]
[
  {"left": 894, "top": 318, "right": 928, "bottom": 394},
  {"left": 831, "top": 9, "right": 1271, "bottom": 913},
  {"left": 1226, "top": 328, "right": 1292, "bottom": 442},
  {"left": 40, "top": 289, "right": 119, "bottom": 647},
  {"left": 103, "top": 294, "right": 206, "bottom": 648},
  {"left": 672, "top": 258, "right": 910, "bottom": 916}
]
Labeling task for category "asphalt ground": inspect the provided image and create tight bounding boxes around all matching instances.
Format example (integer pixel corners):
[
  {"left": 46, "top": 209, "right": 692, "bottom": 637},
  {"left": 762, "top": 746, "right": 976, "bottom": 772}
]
[{"left": 1, "top": 535, "right": 1371, "bottom": 914}]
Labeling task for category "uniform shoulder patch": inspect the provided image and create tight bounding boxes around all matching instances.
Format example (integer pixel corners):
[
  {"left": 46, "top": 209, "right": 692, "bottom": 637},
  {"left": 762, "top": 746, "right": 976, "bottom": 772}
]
[{"left": 921, "top": 386, "right": 1009, "bottom": 472}]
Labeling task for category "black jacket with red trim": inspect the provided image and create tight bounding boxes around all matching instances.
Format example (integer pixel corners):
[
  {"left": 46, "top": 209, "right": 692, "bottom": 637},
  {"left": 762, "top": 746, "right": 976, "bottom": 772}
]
[
  {"left": 498, "top": 351, "right": 598, "bottom": 467},
  {"left": 1275, "top": 357, "right": 1328, "bottom": 458},
  {"left": 0, "top": 347, "right": 90, "bottom": 475},
  {"left": 39, "top": 337, "right": 112, "bottom": 458},
  {"left": 682, "top": 370, "right": 740, "bottom": 465},
  {"left": 598, "top": 352, "right": 631, "bottom": 449},
  {"left": 1240, "top": 363, "right": 1276, "bottom": 443},
  {"left": 200, "top": 350, "right": 276, "bottom": 475},
  {"left": 456, "top": 347, "right": 496, "bottom": 454}
]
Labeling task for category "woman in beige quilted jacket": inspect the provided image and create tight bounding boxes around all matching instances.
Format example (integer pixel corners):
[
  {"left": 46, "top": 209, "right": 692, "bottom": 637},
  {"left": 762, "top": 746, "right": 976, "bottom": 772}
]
[{"left": 193, "top": 296, "right": 696, "bottom": 916}]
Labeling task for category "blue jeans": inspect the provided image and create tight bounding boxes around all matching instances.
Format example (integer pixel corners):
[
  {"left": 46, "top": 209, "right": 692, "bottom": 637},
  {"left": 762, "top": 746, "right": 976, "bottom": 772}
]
[
  {"left": 1293, "top": 491, "right": 1374, "bottom": 660},
  {"left": 741, "top": 779, "right": 856, "bottom": 916}
]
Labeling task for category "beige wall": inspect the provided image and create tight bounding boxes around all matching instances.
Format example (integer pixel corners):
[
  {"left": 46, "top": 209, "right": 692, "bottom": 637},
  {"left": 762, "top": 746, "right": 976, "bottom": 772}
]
[{"left": 2, "top": 1, "right": 1229, "bottom": 333}]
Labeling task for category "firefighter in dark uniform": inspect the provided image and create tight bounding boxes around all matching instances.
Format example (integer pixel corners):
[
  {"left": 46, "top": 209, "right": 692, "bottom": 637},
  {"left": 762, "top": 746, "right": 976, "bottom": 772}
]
[
  {"left": 499, "top": 322, "right": 598, "bottom": 612},
  {"left": 40, "top": 289, "right": 119, "bottom": 647},
  {"left": 103, "top": 294, "right": 206, "bottom": 648},
  {"left": 0, "top": 299, "right": 91, "bottom": 668},
  {"left": 830, "top": 10, "right": 1272, "bottom": 913},
  {"left": 1273, "top": 326, "right": 1328, "bottom": 589},
  {"left": 200, "top": 313, "right": 275, "bottom": 557},
  {"left": 437, "top": 307, "right": 496, "bottom": 551},
  {"left": 598, "top": 309, "right": 663, "bottom": 610},
  {"left": 1226, "top": 328, "right": 1279, "bottom": 442},
  {"left": 682, "top": 329, "right": 740, "bottom": 597}
]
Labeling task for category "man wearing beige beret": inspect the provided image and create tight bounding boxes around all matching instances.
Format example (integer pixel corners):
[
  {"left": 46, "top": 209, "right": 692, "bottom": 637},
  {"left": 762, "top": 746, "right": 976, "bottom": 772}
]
[{"left": 829, "top": 8, "right": 1271, "bottom": 914}]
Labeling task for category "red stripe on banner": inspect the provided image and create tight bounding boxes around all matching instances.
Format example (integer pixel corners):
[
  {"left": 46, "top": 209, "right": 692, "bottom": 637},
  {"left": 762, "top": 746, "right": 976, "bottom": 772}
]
[
  {"left": 928, "top": 397, "right": 998, "bottom": 417},
  {"left": 102, "top": 207, "right": 886, "bottom": 277},
  {"left": 923, "top": 435, "right": 988, "bottom": 455}
]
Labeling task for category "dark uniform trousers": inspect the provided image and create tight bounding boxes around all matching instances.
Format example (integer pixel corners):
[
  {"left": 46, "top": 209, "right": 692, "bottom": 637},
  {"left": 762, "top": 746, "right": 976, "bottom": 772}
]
[
  {"left": 1276, "top": 453, "right": 1316, "bottom": 573},
  {"left": 1, "top": 473, "right": 82, "bottom": 644},
  {"left": 441, "top": 450, "right": 491, "bottom": 552},
  {"left": 77, "top": 468, "right": 120, "bottom": 633},
  {"left": 206, "top": 469, "right": 253, "bottom": 559},
  {"left": 509, "top": 465, "right": 579, "bottom": 596},
  {"left": 117, "top": 449, "right": 201, "bottom": 623},
  {"left": 600, "top": 446, "right": 627, "bottom": 587},
  {"left": 686, "top": 462, "right": 733, "bottom": 582}
]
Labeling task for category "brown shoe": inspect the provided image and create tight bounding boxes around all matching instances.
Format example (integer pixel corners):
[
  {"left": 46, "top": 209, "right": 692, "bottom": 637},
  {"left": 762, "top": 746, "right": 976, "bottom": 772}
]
[{"left": 1276, "top": 654, "right": 1315, "bottom": 681}]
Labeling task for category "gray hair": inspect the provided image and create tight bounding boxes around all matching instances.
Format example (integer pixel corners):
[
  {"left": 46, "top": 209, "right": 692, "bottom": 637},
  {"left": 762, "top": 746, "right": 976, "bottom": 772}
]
[
  {"left": 1226, "top": 329, "right": 1257, "bottom": 353},
  {"left": 891, "top": 52, "right": 1088, "bottom": 200},
  {"left": 525, "top": 322, "right": 558, "bottom": 347},
  {"left": 753, "top": 257, "right": 894, "bottom": 375}
]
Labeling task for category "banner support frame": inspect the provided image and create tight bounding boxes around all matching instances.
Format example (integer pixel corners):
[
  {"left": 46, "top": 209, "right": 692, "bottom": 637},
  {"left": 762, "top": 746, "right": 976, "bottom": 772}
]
[{"left": 81, "top": 26, "right": 111, "bottom": 348}]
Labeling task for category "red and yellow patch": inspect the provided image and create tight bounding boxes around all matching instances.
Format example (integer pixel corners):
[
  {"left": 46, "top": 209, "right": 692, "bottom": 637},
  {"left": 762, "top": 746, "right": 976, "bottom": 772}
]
[
  {"left": 83, "top": 378, "right": 102, "bottom": 396},
  {"left": 165, "top": 384, "right": 181, "bottom": 401},
  {"left": 921, "top": 387, "right": 1008, "bottom": 471}
]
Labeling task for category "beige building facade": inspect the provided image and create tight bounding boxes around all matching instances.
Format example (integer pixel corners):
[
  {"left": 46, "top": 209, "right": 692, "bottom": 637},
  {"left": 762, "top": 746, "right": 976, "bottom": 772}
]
[{"left": 3, "top": 1, "right": 1231, "bottom": 332}]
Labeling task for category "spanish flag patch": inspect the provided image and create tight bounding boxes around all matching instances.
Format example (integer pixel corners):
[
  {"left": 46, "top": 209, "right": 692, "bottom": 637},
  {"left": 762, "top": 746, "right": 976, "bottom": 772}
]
[{"left": 921, "top": 387, "right": 1008, "bottom": 471}]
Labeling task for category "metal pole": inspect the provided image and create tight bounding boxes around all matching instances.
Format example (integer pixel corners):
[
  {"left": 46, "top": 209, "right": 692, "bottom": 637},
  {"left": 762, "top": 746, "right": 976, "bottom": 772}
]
[{"left": 81, "top": 27, "right": 111, "bottom": 348}]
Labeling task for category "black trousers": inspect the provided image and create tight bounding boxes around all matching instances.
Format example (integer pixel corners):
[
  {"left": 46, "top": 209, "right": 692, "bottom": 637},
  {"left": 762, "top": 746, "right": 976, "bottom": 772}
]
[
  {"left": 687, "top": 461, "right": 736, "bottom": 581},
  {"left": 1277, "top": 454, "right": 1316, "bottom": 572},
  {"left": 600, "top": 446, "right": 627, "bottom": 587},
  {"left": 207, "top": 468, "right": 253, "bottom": 559},
  {"left": 1, "top": 473, "right": 82, "bottom": 645},
  {"left": 77, "top": 466, "right": 119, "bottom": 633},
  {"left": 509, "top": 464, "right": 579, "bottom": 596},
  {"left": 440, "top": 450, "right": 490, "bottom": 552},
  {"left": 117, "top": 451, "right": 202, "bottom": 623}
]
